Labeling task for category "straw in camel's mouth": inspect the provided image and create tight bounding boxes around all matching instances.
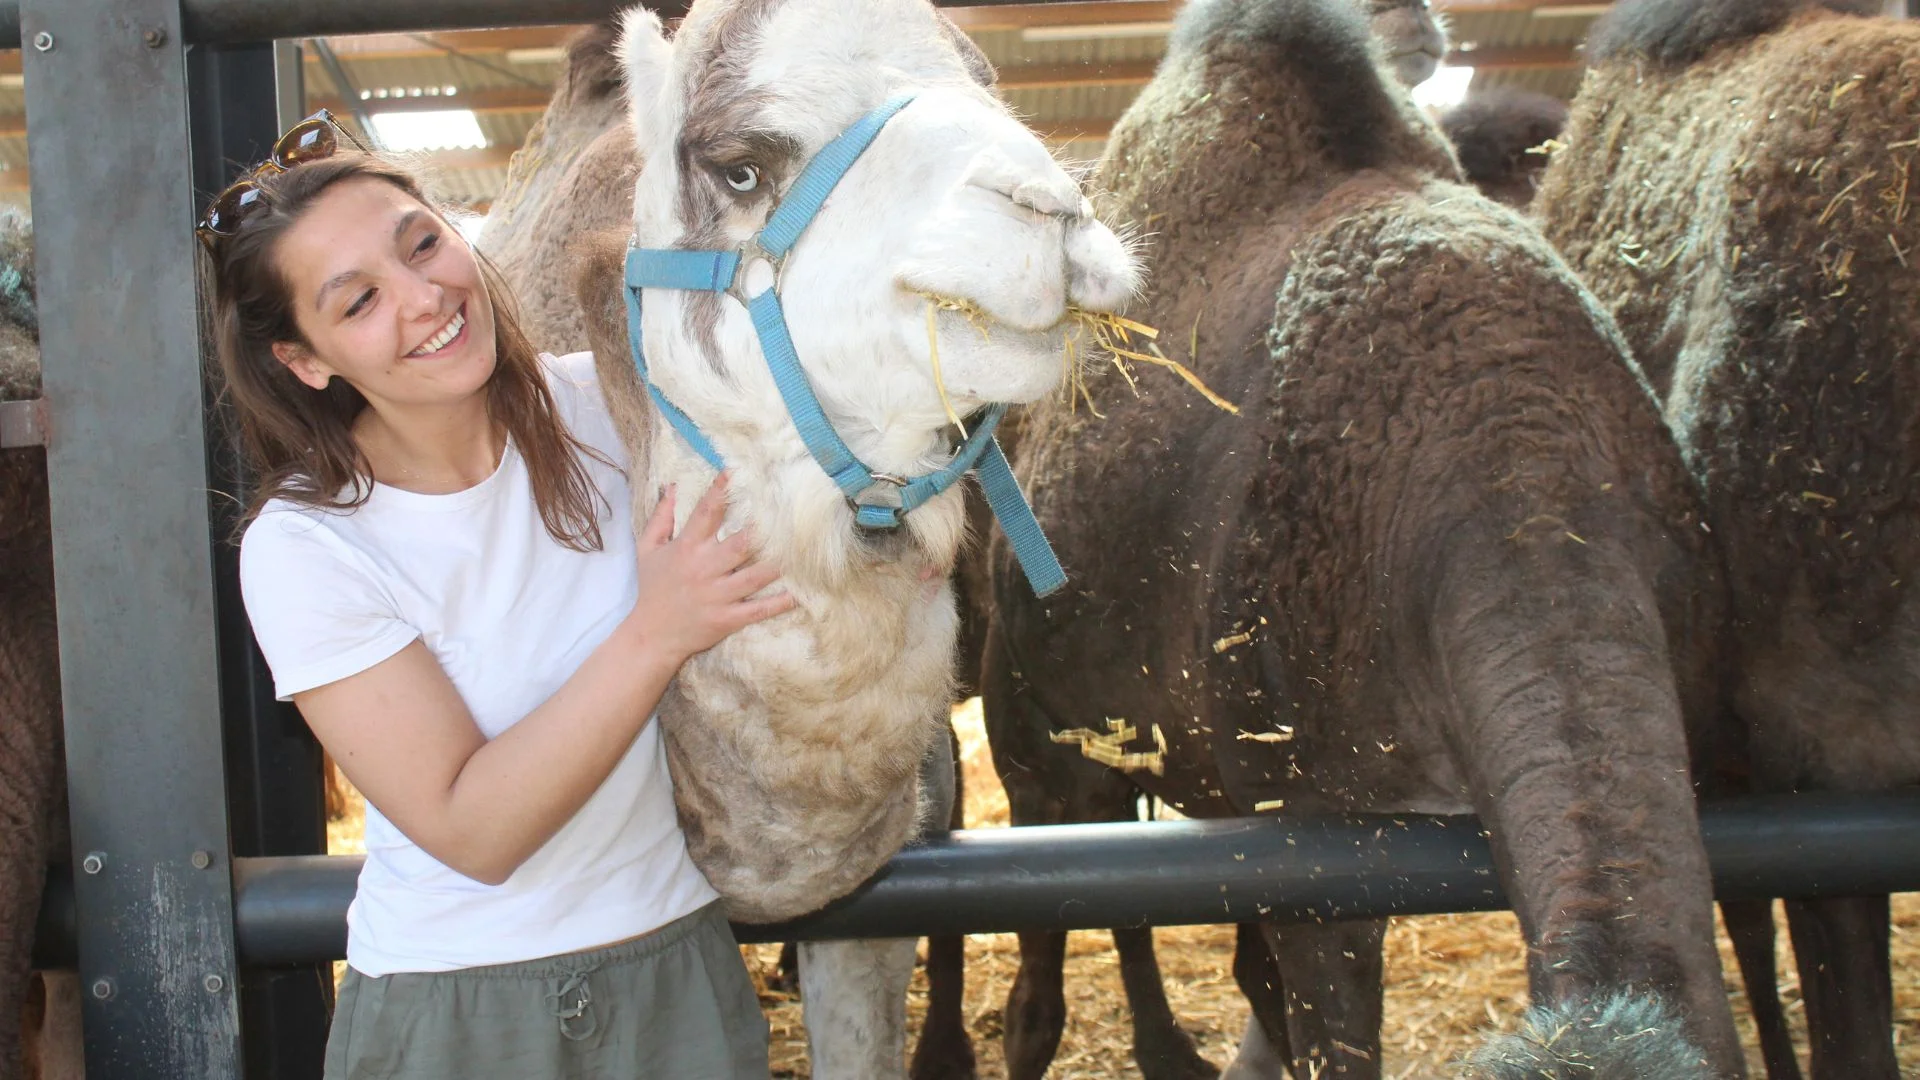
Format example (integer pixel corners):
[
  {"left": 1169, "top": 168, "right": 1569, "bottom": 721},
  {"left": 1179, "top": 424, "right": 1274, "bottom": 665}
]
[{"left": 914, "top": 292, "right": 1240, "bottom": 431}]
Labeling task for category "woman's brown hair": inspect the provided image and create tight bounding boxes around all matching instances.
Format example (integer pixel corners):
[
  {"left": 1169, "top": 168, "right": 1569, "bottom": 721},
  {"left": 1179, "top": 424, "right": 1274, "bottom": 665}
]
[{"left": 205, "top": 152, "right": 607, "bottom": 550}]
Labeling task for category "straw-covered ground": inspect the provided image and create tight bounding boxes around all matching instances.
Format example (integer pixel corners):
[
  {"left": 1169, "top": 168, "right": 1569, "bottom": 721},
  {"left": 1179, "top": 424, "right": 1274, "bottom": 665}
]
[{"left": 329, "top": 700, "right": 1920, "bottom": 1078}]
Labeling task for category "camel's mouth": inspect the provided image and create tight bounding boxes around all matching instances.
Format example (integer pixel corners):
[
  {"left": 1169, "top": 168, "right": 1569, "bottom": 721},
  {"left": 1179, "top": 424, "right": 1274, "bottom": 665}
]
[{"left": 913, "top": 291, "right": 1238, "bottom": 424}]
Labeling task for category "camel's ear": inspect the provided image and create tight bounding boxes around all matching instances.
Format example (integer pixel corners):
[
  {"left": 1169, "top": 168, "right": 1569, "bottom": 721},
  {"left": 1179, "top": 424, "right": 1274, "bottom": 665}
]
[
  {"left": 616, "top": 7, "right": 675, "bottom": 143},
  {"left": 934, "top": 13, "right": 996, "bottom": 88}
]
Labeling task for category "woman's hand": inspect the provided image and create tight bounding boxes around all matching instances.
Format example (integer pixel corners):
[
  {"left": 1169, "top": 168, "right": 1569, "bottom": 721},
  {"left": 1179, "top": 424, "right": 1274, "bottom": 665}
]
[{"left": 625, "top": 472, "right": 794, "bottom": 663}]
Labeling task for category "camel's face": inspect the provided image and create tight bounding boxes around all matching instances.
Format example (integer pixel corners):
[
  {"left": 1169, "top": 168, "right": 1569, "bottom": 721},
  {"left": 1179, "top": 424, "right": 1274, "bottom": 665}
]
[
  {"left": 620, "top": 0, "right": 1139, "bottom": 450},
  {"left": 1367, "top": 0, "right": 1449, "bottom": 88}
]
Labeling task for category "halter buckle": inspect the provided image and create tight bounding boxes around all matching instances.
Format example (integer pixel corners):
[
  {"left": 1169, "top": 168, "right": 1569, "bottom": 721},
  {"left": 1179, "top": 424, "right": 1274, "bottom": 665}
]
[{"left": 727, "top": 236, "right": 786, "bottom": 304}]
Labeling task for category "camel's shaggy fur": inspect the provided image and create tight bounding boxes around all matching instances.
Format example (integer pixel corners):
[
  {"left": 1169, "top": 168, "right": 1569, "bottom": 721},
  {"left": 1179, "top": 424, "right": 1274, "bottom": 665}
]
[
  {"left": 0, "top": 213, "right": 79, "bottom": 1080},
  {"left": 1585, "top": 0, "right": 1882, "bottom": 68},
  {"left": 1438, "top": 86, "right": 1568, "bottom": 209},
  {"left": 1458, "top": 992, "right": 1714, "bottom": 1080},
  {"left": 981, "top": 0, "right": 1744, "bottom": 1075},
  {"left": 482, "top": 19, "right": 640, "bottom": 356},
  {"left": 515, "top": 4, "right": 1141, "bottom": 1075},
  {"left": 1533, "top": 2, "right": 1920, "bottom": 1075},
  {"left": 604, "top": 0, "right": 1141, "bottom": 926}
]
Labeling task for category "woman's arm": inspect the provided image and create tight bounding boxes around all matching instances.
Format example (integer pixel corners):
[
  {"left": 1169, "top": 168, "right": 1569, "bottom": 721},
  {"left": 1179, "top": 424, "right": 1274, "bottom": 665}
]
[{"left": 294, "top": 474, "right": 789, "bottom": 885}]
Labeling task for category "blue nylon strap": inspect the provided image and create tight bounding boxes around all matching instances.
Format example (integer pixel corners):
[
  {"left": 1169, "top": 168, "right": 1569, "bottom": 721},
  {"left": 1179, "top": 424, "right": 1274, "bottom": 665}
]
[
  {"left": 627, "top": 248, "right": 740, "bottom": 293},
  {"left": 893, "top": 406, "right": 1006, "bottom": 516},
  {"left": 616, "top": 89, "right": 1069, "bottom": 596},
  {"left": 759, "top": 94, "right": 917, "bottom": 258},
  {"left": 973, "top": 439, "right": 1068, "bottom": 598},
  {"left": 623, "top": 253, "right": 726, "bottom": 471},
  {"left": 745, "top": 289, "right": 873, "bottom": 497}
]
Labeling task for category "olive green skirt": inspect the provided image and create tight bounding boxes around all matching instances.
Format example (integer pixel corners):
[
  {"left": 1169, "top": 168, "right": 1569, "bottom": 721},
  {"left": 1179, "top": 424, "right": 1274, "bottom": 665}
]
[{"left": 324, "top": 902, "right": 770, "bottom": 1079}]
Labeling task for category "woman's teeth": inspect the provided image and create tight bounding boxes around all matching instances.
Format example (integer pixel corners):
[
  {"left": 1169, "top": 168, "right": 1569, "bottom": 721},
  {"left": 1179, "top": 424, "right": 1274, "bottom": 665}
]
[{"left": 409, "top": 309, "right": 465, "bottom": 357}]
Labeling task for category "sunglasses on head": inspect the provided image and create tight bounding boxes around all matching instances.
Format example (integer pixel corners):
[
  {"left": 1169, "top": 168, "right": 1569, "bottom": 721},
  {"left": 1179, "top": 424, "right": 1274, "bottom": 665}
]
[{"left": 196, "top": 109, "right": 370, "bottom": 252}]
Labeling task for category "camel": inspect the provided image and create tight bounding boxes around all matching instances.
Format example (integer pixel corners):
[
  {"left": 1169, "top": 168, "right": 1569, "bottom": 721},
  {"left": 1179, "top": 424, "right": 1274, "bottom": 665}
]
[
  {"left": 479, "top": 8, "right": 1452, "bottom": 1078},
  {"left": 502, "top": 2, "right": 1139, "bottom": 1075},
  {"left": 1367, "top": 0, "right": 1449, "bottom": 88},
  {"left": 1437, "top": 86, "right": 1569, "bottom": 209},
  {"left": 0, "top": 212, "right": 85, "bottom": 1080},
  {"left": 1532, "top": 2, "right": 1920, "bottom": 1076},
  {"left": 977, "top": 0, "right": 1746, "bottom": 1076}
]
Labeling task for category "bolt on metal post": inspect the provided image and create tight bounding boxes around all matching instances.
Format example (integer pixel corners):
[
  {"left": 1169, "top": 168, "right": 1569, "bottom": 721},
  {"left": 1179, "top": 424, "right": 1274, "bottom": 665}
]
[{"left": 32, "top": 31, "right": 53, "bottom": 51}]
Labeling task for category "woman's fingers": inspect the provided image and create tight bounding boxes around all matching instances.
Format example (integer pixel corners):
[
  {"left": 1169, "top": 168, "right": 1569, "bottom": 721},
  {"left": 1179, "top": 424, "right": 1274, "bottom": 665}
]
[
  {"left": 681, "top": 472, "right": 732, "bottom": 544},
  {"left": 727, "top": 591, "right": 797, "bottom": 629},
  {"left": 727, "top": 559, "right": 785, "bottom": 598},
  {"left": 638, "top": 485, "right": 677, "bottom": 550}
]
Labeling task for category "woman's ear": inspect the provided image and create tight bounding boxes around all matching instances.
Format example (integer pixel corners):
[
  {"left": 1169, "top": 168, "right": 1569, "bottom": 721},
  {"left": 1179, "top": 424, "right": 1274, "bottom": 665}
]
[{"left": 271, "top": 341, "right": 333, "bottom": 391}]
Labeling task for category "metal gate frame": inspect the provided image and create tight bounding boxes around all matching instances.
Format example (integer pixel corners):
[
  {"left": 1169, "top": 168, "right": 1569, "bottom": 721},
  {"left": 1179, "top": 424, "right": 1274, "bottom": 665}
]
[{"left": 11, "top": 2, "right": 1920, "bottom": 1078}]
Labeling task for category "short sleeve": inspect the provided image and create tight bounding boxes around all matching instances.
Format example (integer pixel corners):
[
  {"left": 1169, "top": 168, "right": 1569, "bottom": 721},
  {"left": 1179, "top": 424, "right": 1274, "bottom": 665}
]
[{"left": 240, "top": 509, "right": 420, "bottom": 701}]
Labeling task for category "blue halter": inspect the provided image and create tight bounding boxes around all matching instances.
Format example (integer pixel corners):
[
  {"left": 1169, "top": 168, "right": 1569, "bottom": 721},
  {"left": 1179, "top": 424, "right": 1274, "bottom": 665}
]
[{"left": 622, "top": 93, "right": 1067, "bottom": 597}]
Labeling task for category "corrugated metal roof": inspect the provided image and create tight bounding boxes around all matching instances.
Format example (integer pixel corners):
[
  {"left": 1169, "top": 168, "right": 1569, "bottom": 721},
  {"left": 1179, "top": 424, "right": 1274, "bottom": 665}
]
[{"left": 0, "top": 1, "right": 1635, "bottom": 219}]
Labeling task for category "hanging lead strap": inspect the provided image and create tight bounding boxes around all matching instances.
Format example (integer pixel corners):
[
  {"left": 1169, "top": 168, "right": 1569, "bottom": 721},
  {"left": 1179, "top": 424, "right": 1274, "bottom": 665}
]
[{"left": 974, "top": 439, "right": 1067, "bottom": 598}]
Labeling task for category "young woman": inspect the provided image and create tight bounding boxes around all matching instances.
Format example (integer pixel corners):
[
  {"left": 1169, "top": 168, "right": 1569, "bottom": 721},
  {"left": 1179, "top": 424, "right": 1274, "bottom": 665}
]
[{"left": 202, "top": 113, "right": 789, "bottom": 1078}]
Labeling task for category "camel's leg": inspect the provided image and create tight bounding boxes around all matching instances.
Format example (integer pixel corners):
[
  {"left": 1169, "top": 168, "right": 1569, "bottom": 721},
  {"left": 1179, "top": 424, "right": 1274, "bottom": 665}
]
[
  {"left": 801, "top": 938, "right": 919, "bottom": 1080},
  {"left": 1255, "top": 918, "right": 1386, "bottom": 1079},
  {"left": 1785, "top": 894, "right": 1896, "bottom": 1080},
  {"left": 770, "top": 941, "right": 800, "bottom": 995},
  {"left": 1722, "top": 900, "right": 1802, "bottom": 1080},
  {"left": 981, "top": 625, "right": 1211, "bottom": 1080},
  {"left": 1222, "top": 922, "right": 1292, "bottom": 1080},
  {"left": 22, "top": 971, "right": 83, "bottom": 1080},
  {"left": 911, "top": 725, "right": 977, "bottom": 1080},
  {"left": 1113, "top": 927, "right": 1218, "bottom": 1080}
]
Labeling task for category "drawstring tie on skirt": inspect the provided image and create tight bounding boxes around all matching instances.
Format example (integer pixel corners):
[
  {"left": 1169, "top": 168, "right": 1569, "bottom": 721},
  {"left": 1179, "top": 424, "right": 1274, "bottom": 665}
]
[{"left": 546, "top": 966, "right": 599, "bottom": 1041}]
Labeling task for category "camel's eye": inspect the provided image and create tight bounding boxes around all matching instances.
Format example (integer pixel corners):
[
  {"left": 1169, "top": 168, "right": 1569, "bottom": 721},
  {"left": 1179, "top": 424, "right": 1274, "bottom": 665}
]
[{"left": 723, "top": 164, "right": 761, "bottom": 193}]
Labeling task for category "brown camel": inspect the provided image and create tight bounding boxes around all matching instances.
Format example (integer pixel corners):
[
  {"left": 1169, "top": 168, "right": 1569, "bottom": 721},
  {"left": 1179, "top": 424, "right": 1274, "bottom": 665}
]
[
  {"left": 1533, "top": 2, "right": 1920, "bottom": 1077},
  {"left": 980, "top": 0, "right": 1745, "bottom": 1076},
  {"left": 0, "top": 212, "right": 83, "bottom": 1080},
  {"left": 1437, "top": 86, "right": 1569, "bottom": 210}
]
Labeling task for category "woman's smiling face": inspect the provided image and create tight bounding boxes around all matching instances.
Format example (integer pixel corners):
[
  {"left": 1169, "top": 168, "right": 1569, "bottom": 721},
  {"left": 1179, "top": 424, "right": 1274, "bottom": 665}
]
[{"left": 270, "top": 176, "right": 497, "bottom": 411}]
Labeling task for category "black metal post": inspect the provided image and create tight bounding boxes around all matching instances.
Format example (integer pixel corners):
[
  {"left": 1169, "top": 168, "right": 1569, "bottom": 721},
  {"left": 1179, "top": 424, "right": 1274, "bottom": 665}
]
[
  {"left": 186, "top": 39, "right": 333, "bottom": 1080},
  {"left": 21, "top": 0, "right": 243, "bottom": 1075}
]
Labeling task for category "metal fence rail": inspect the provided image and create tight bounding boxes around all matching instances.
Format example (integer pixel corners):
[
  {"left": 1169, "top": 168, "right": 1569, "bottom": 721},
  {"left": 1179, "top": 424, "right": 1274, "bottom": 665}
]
[{"left": 35, "top": 793, "right": 1920, "bottom": 969}]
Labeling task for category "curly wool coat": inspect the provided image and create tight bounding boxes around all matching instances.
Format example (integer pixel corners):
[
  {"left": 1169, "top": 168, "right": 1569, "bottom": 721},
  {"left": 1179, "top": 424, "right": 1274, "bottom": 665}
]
[
  {"left": 981, "top": 0, "right": 1743, "bottom": 1074},
  {"left": 1533, "top": 4, "right": 1920, "bottom": 1075}
]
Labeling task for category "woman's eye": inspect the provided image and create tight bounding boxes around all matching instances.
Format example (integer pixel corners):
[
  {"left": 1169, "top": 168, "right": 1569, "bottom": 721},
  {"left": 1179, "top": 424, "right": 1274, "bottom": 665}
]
[
  {"left": 415, "top": 232, "right": 440, "bottom": 256},
  {"left": 344, "top": 289, "right": 375, "bottom": 318},
  {"left": 723, "top": 164, "right": 761, "bottom": 193}
]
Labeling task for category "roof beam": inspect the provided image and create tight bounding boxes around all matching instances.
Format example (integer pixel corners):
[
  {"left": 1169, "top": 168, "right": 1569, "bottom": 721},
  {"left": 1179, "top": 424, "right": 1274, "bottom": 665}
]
[
  {"left": 1445, "top": 43, "right": 1580, "bottom": 68},
  {"left": 312, "top": 84, "right": 552, "bottom": 115},
  {"left": 996, "top": 58, "right": 1161, "bottom": 89},
  {"left": 309, "top": 26, "right": 583, "bottom": 59},
  {"left": 945, "top": 0, "right": 1604, "bottom": 30}
]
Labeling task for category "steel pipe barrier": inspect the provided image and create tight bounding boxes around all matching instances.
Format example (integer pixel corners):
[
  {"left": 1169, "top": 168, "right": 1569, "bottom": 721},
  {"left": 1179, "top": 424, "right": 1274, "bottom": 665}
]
[{"left": 34, "top": 792, "right": 1920, "bottom": 969}]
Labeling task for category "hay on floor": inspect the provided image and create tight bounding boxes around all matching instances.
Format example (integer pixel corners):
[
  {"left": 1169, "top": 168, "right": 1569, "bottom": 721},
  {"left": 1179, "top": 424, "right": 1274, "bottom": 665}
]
[{"left": 328, "top": 700, "right": 1920, "bottom": 1078}]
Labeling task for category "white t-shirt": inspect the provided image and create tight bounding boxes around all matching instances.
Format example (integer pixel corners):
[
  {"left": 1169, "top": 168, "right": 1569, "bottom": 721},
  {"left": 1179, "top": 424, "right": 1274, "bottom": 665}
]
[{"left": 239, "top": 351, "right": 717, "bottom": 977}]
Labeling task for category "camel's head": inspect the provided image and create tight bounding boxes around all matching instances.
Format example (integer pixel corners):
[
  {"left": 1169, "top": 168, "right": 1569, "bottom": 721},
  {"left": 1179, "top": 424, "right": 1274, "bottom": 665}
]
[
  {"left": 1365, "top": 0, "right": 1449, "bottom": 88},
  {"left": 616, "top": 0, "right": 1140, "bottom": 477}
]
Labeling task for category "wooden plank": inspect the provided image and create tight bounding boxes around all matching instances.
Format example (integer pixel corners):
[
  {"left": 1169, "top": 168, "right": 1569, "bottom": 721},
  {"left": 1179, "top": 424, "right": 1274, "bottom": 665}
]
[
  {"left": 945, "top": 2, "right": 1176, "bottom": 32},
  {"left": 997, "top": 59, "right": 1158, "bottom": 89},
  {"left": 946, "top": 0, "right": 1597, "bottom": 31},
  {"left": 313, "top": 25, "right": 583, "bottom": 58},
  {"left": 1445, "top": 43, "right": 1581, "bottom": 69}
]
